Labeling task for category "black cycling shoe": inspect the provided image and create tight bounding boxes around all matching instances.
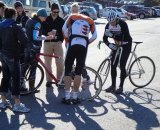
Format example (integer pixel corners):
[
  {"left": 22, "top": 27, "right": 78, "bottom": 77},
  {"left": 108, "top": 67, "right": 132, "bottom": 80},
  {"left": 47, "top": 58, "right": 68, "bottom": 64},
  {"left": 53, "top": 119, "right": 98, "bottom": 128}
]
[
  {"left": 71, "top": 98, "right": 81, "bottom": 104},
  {"left": 61, "top": 98, "right": 71, "bottom": 105},
  {"left": 105, "top": 86, "right": 116, "bottom": 93},
  {"left": 115, "top": 87, "right": 123, "bottom": 94},
  {"left": 46, "top": 82, "right": 53, "bottom": 88}
]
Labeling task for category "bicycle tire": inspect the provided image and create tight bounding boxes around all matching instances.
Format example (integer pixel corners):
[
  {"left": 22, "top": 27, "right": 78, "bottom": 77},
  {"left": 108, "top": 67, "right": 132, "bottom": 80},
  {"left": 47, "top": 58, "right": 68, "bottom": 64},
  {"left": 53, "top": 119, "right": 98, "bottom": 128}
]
[
  {"left": 20, "top": 63, "right": 44, "bottom": 95},
  {"left": 79, "top": 66, "right": 102, "bottom": 101},
  {"left": 97, "top": 59, "right": 110, "bottom": 86},
  {"left": 129, "top": 56, "right": 156, "bottom": 88}
]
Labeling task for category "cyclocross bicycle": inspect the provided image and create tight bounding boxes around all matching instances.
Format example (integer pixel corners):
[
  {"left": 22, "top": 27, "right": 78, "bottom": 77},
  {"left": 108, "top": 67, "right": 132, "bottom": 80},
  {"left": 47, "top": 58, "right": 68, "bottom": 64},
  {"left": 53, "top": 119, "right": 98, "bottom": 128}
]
[
  {"left": 97, "top": 41, "right": 156, "bottom": 88},
  {"left": 20, "top": 52, "right": 102, "bottom": 101}
]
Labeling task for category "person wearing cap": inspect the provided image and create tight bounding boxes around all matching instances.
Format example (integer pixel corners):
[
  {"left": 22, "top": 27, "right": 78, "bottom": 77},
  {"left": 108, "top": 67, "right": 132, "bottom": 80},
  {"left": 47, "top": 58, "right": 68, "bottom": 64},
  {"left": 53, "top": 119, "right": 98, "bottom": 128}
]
[
  {"left": 42, "top": 3, "right": 65, "bottom": 88},
  {"left": 0, "top": 1, "right": 6, "bottom": 22},
  {"left": 24, "top": 8, "right": 54, "bottom": 92},
  {"left": 14, "top": 1, "right": 30, "bottom": 92}
]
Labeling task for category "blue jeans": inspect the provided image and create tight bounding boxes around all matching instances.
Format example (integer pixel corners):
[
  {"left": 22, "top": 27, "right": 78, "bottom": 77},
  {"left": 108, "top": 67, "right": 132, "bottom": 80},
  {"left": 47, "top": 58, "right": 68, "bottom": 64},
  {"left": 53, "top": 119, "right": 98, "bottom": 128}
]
[{"left": 0, "top": 51, "right": 20, "bottom": 97}]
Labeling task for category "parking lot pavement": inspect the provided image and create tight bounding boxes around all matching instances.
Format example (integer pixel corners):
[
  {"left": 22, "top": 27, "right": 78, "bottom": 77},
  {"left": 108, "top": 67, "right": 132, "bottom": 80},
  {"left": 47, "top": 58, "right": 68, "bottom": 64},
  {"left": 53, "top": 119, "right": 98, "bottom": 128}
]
[{"left": 0, "top": 18, "right": 160, "bottom": 130}]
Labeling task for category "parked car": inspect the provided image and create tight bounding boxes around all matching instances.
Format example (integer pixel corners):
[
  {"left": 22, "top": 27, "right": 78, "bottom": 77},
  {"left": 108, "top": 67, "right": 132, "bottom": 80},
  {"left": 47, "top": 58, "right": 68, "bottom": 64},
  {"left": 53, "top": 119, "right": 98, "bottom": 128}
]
[
  {"left": 120, "top": 8, "right": 137, "bottom": 20},
  {"left": 120, "top": 5, "right": 150, "bottom": 19},
  {"left": 80, "top": 1, "right": 103, "bottom": 18},
  {"left": 155, "top": 9, "right": 160, "bottom": 17},
  {"left": 3, "top": 0, "right": 64, "bottom": 17},
  {"left": 143, "top": 7, "right": 153, "bottom": 17},
  {"left": 102, "top": 7, "right": 127, "bottom": 19},
  {"left": 61, "top": 5, "right": 69, "bottom": 17},
  {"left": 152, "top": 6, "right": 160, "bottom": 10},
  {"left": 79, "top": 6, "right": 97, "bottom": 20}
]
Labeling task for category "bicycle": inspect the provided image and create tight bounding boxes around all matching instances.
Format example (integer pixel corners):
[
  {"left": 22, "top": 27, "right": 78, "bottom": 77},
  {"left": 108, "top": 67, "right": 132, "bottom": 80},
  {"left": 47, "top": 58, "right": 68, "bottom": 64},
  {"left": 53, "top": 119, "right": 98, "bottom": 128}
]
[
  {"left": 97, "top": 41, "right": 156, "bottom": 88},
  {"left": 20, "top": 52, "right": 102, "bottom": 101}
]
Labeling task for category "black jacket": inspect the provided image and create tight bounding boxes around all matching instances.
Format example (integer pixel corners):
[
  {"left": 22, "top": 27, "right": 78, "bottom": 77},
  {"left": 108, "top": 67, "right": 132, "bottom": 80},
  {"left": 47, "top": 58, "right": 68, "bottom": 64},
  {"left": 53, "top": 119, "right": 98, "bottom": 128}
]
[
  {"left": 0, "top": 19, "right": 30, "bottom": 58},
  {"left": 103, "top": 19, "right": 132, "bottom": 44},
  {"left": 16, "top": 11, "right": 29, "bottom": 28},
  {"left": 25, "top": 16, "right": 42, "bottom": 46},
  {"left": 42, "top": 14, "right": 65, "bottom": 42}
]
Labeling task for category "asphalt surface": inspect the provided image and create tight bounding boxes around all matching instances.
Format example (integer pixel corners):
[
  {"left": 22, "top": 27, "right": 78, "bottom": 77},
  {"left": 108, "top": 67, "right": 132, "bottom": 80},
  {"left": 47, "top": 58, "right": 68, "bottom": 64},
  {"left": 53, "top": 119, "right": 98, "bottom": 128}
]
[{"left": 0, "top": 17, "right": 160, "bottom": 130}]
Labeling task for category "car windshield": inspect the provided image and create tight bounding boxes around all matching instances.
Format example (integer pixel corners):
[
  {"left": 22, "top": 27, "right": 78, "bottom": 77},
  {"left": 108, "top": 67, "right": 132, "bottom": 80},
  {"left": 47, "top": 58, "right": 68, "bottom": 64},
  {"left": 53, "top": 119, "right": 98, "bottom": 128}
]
[
  {"left": 117, "top": 8, "right": 122, "bottom": 12},
  {"left": 89, "top": 7, "right": 96, "bottom": 13}
]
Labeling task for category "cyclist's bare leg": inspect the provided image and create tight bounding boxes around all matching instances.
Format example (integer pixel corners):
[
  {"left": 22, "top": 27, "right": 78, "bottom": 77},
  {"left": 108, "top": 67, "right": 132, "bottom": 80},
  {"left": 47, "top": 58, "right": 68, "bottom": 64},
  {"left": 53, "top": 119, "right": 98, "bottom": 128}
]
[
  {"left": 64, "top": 76, "right": 72, "bottom": 100},
  {"left": 73, "top": 75, "right": 81, "bottom": 92},
  {"left": 64, "top": 76, "right": 72, "bottom": 91}
]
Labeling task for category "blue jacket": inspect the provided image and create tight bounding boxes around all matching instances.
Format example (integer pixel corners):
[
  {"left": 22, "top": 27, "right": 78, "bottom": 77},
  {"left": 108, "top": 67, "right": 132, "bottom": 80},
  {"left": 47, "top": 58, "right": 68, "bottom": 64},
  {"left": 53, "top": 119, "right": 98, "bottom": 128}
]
[{"left": 0, "top": 19, "right": 30, "bottom": 58}]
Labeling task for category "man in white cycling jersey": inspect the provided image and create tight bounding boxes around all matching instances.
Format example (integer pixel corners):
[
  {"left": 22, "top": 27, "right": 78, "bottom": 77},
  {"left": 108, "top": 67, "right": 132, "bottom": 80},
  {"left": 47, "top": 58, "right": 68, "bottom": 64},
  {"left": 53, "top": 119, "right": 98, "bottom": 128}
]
[{"left": 62, "top": 11, "right": 97, "bottom": 104}]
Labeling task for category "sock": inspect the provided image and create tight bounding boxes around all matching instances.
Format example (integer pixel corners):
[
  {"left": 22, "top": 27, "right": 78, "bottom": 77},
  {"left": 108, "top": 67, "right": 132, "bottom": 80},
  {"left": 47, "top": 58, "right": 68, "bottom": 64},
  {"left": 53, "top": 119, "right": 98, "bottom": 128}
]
[
  {"left": 72, "top": 91, "right": 79, "bottom": 99},
  {"left": 65, "top": 90, "right": 70, "bottom": 100}
]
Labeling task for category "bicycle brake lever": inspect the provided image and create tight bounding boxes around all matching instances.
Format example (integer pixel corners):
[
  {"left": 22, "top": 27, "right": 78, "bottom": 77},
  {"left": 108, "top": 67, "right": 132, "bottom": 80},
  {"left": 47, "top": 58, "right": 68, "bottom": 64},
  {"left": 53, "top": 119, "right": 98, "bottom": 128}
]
[{"left": 97, "top": 41, "right": 102, "bottom": 49}]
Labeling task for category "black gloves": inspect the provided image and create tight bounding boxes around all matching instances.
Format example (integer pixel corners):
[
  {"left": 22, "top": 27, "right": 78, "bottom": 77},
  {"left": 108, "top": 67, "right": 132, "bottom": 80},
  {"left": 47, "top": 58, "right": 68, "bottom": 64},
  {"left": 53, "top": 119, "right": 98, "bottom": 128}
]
[{"left": 107, "top": 43, "right": 117, "bottom": 50}]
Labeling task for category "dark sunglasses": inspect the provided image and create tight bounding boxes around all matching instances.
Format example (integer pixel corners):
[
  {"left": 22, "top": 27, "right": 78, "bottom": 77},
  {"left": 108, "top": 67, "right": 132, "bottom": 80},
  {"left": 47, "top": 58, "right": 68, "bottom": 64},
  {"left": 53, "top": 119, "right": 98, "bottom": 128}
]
[{"left": 52, "top": 11, "right": 59, "bottom": 13}]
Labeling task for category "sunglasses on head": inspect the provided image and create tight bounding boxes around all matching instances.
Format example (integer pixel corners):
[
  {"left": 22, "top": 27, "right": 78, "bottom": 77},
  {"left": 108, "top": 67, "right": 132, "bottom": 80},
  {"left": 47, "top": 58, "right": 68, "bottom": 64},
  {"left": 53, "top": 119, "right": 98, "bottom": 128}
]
[{"left": 52, "top": 11, "right": 59, "bottom": 13}]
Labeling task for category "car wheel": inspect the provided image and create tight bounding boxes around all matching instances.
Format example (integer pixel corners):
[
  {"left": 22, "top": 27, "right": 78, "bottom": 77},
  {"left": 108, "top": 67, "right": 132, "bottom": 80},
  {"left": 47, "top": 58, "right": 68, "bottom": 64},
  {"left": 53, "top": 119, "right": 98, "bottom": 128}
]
[{"left": 139, "top": 13, "right": 145, "bottom": 19}]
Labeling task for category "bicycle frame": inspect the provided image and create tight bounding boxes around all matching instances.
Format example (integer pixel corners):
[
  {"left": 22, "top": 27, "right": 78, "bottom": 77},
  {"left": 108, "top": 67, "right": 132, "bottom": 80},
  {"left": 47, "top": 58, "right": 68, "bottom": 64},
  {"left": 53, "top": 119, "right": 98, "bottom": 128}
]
[
  {"left": 106, "top": 42, "right": 143, "bottom": 76},
  {"left": 35, "top": 53, "right": 61, "bottom": 84}
]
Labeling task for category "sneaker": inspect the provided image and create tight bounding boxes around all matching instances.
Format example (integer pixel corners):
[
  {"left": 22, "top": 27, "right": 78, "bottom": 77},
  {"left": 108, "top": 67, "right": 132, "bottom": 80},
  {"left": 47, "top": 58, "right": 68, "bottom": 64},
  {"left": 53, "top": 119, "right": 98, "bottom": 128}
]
[
  {"left": 71, "top": 98, "right": 81, "bottom": 104},
  {"left": 115, "top": 87, "right": 123, "bottom": 94},
  {"left": 46, "top": 81, "right": 53, "bottom": 88},
  {"left": 105, "top": 86, "right": 116, "bottom": 93},
  {"left": 0, "top": 100, "right": 12, "bottom": 109},
  {"left": 13, "top": 103, "right": 30, "bottom": 113},
  {"left": 61, "top": 98, "right": 71, "bottom": 105}
]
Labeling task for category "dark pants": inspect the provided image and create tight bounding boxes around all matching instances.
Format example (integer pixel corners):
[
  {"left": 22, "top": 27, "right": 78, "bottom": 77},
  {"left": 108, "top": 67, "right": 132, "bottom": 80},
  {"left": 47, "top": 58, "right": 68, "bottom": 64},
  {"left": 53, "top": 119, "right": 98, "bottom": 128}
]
[
  {"left": 65, "top": 45, "right": 87, "bottom": 76},
  {"left": 111, "top": 43, "right": 132, "bottom": 88},
  {"left": 0, "top": 51, "right": 20, "bottom": 96}
]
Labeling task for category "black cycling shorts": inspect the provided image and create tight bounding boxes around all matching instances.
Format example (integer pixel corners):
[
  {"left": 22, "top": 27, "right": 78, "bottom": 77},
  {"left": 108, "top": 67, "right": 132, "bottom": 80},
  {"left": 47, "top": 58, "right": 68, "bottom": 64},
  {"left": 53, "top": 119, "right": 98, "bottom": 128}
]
[{"left": 65, "top": 45, "right": 87, "bottom": 76}]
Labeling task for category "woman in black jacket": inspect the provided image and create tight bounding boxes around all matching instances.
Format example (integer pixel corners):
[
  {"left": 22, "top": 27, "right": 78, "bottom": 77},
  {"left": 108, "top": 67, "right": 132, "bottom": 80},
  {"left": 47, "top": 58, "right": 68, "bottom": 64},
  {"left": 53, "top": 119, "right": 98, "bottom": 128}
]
[{"left": 0, "top": 7, "right": 30, "bottom": 113}]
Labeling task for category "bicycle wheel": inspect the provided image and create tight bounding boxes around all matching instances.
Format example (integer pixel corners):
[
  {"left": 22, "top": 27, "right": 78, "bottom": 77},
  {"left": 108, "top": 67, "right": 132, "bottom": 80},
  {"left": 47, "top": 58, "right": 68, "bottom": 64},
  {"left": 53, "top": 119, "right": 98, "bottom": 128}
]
[
  {"left": 79, "top": 66, "right": 102, "bottom": 101},
  {"left": 129, "top": 56, "right": 155, "bottom": 88},
  {"left": 97, "top": 59, "right": 110, "bottom": 86},
  {"left": 20, "top": 63, "right": 44, "bottom": 95}
]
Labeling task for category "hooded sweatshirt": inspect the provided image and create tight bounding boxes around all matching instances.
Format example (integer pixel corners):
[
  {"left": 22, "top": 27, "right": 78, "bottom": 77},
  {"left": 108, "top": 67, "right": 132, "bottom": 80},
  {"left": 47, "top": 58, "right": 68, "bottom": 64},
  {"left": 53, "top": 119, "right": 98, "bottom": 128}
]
[{"left": 0, "top": 19, "right": 30, "bottom": 58}]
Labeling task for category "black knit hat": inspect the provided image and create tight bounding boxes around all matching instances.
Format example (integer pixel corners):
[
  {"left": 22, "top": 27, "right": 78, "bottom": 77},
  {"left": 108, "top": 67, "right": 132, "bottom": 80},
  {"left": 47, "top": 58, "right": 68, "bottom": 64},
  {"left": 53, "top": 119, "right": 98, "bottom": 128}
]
[
  {"left": 0, "top": 1, "right": 5, "bottom": 8},
  {"left": 51, "top": 3, "right": 59, "bottom": 11},
  {"left": 14, "top": 1, "right": 23, "bottom": 8}
]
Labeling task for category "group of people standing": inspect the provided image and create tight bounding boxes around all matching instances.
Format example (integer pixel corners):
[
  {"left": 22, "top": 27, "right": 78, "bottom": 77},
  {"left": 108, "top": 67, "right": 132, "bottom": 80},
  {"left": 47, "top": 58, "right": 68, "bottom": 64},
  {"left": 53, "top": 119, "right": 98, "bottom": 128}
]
[
  {"left": 0, "top": 1, "right": 66, "bottom": 113},
  {"left": 0, "top": 1, "right": 133, "bottom": 113}
]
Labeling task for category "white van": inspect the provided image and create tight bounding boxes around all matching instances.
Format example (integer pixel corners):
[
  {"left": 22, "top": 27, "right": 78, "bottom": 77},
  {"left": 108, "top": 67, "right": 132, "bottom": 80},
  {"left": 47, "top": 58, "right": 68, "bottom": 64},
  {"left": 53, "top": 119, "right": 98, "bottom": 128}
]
[{"left": 2, "top": 0, "right": 63, "bottom": 17}]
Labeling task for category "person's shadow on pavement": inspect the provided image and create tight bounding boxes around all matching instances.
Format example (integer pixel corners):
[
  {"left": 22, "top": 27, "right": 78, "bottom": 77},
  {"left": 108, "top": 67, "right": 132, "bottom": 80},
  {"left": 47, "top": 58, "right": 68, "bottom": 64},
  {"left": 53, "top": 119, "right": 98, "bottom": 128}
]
[
  {"left": 112, "top": 92, "right": 160, "bottom": 130},
  {"left": 39, "top": 86, "right": 107, "bottom": 130},
  {"left": 0, "top": 109, "right": 10, "bottom": 130},
  {"left": 13, "top": 94, "right": 55, "bottom": 130}
]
